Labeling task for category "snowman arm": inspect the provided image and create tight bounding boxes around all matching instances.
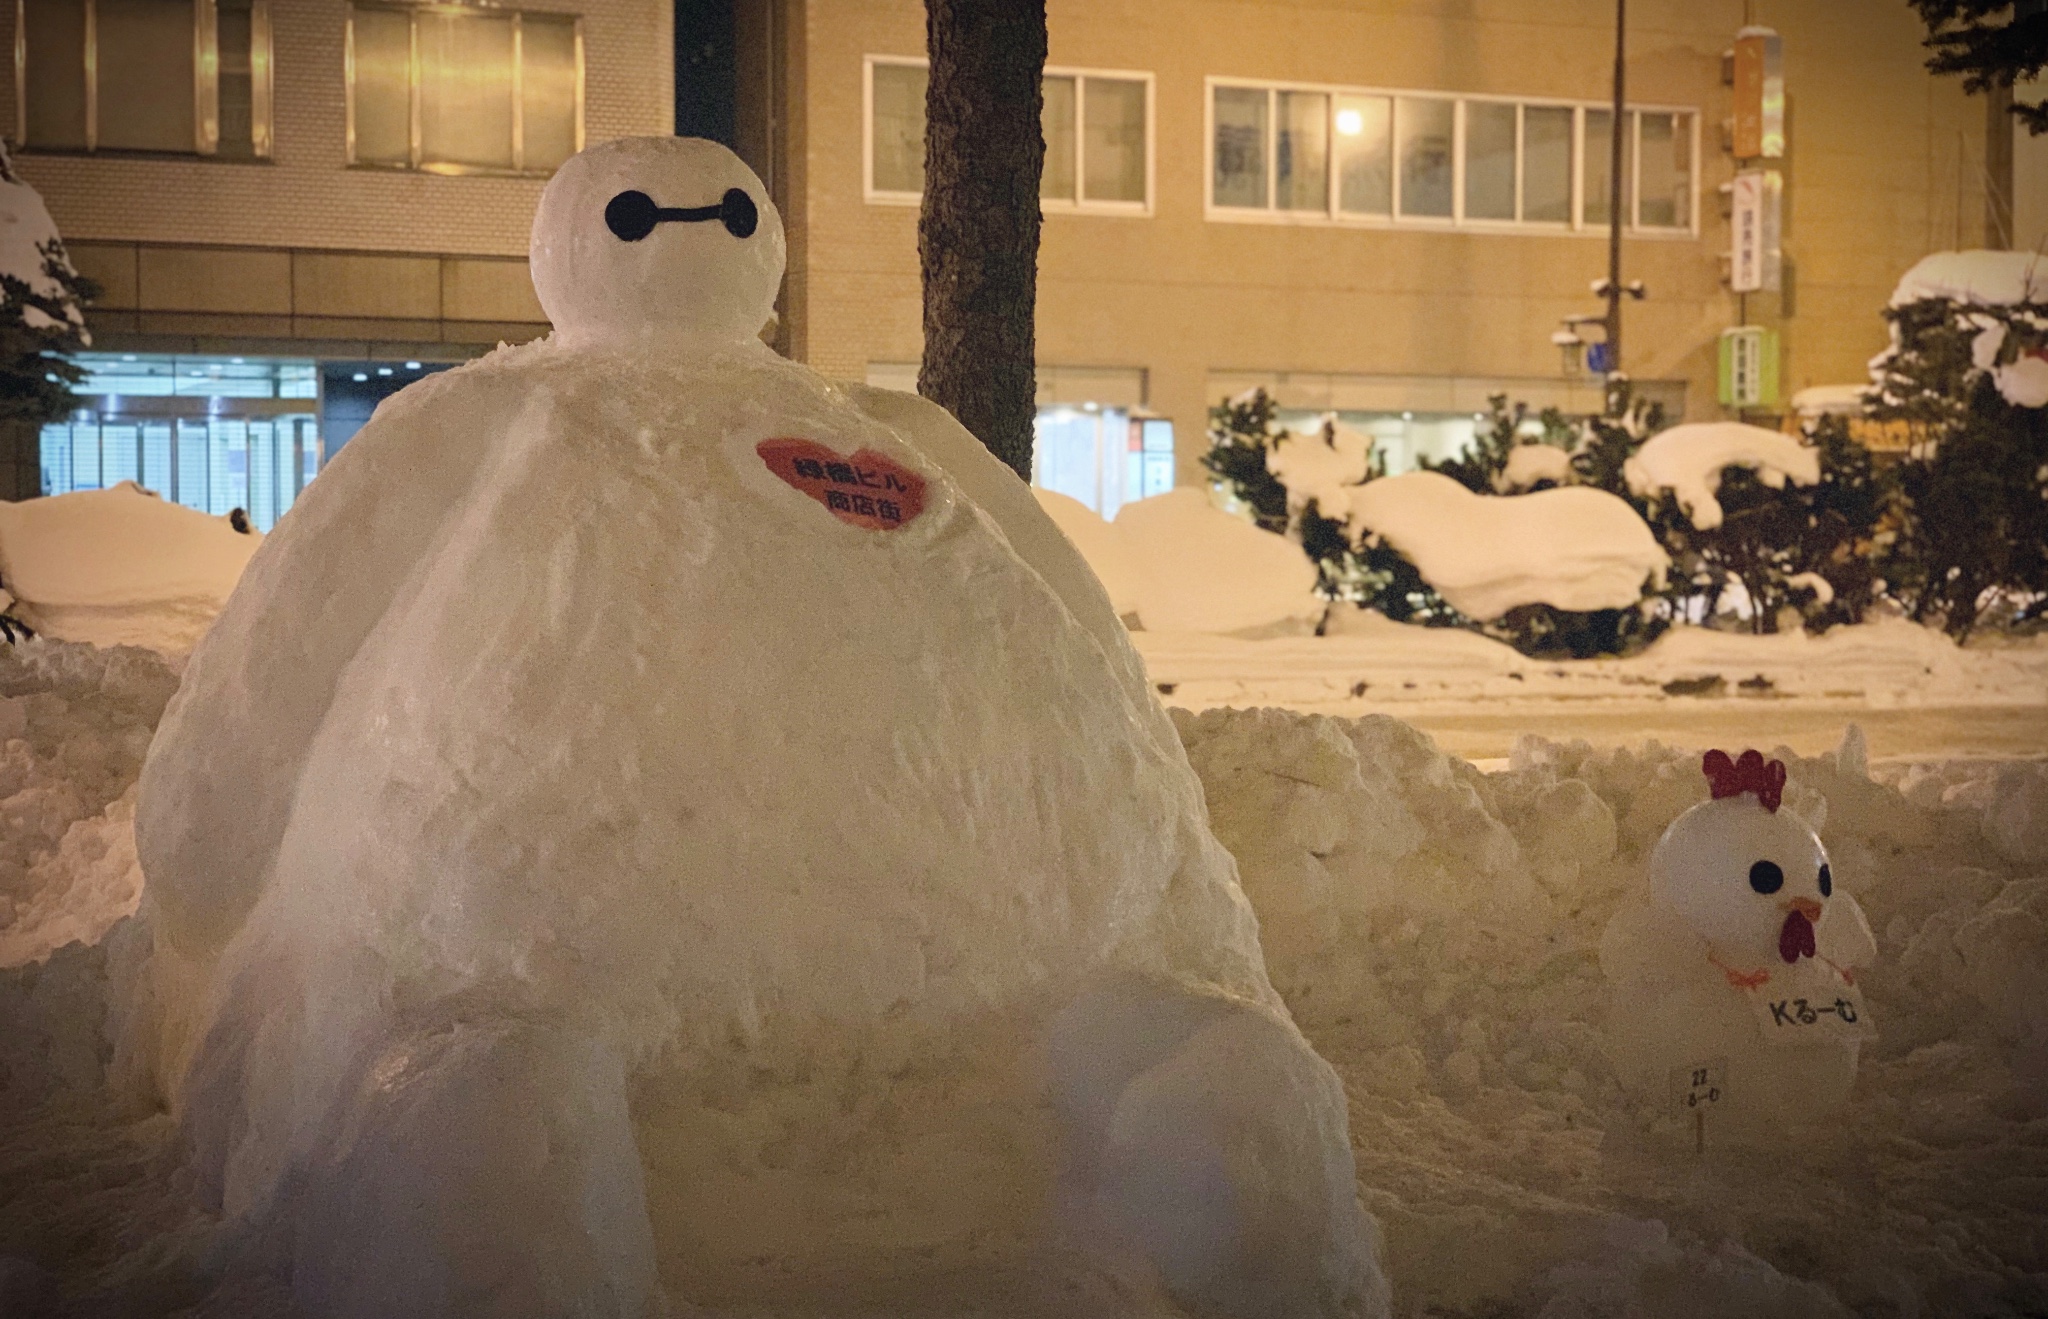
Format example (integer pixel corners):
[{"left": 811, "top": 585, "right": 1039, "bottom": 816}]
[
  {"left": 842, "top": 383, "right": 1159, "bottom": 712},
  {"left": 1817, "top": 891, "right": 1878, "bottom": 970},
  {"left": 137, "top": 364, "right": 519, "bottom": 960}
]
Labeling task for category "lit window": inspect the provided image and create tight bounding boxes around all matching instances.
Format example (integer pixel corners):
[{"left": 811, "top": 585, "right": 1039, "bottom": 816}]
[
  {"left": 15, "top": 0, "right": 274, "bottom": 156},
  {"left": 1209, "top": 79, "right": 1693, "bottom": 236},
  {"left": 866, "top": 56, "right": 1153, "bottom": 213},
  {"left": 347, "top": 3, "right": 583, "bottom": 175}
]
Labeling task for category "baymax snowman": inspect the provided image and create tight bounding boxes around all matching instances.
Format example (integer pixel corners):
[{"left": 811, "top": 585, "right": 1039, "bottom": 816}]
[
  {"left": 134, "top": 137, "right": 1382, "bottom": 1318},
  {"left": 1602, "top": 750, "right": 1877, "bottom": 1136}
]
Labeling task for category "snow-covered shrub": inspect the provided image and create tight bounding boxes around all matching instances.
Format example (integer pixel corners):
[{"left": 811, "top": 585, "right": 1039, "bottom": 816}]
[
  {"left": 1204, "top": 391, "right": 1667, "bottom": 657},
  {"left": 0, "top": 145, "right": 96, "bottom": 434},
  {"left": 1633, "top": 418, "right": 1895, "bottom": 635},
  {"left": 1203, "top": 389, "right": 1458, "bottom": 629},
  {"left": 1869, "top": 251, "right": 2048, "bottom": 641}
]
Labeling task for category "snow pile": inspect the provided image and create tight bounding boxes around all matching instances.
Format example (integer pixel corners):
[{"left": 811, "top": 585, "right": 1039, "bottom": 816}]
[
  {"left": 1888, "top": 249, "right": 2048, "bottom": 309},
  {"left": 0, "top": 483, "right": 259, "bottom": 653},
  {"left": 1265, "top": 416, "right": 1377, "bottom": 517},
  {"left": 1344, "top": 471, "right": 1666, "bottom": 619},
  {"left": 1034, "top": 487, "right": 1321, "bottom": 633},
  {"left": 1789, "top": 384, "right": 1871, "bottom": 418},
  {"left": 1623, "top": 423, "right": 1821, "bottom": 530},
  {"left": 1495, "top": 443, "right": 1573, "bottom": 492},
  {"left": 1176, "top": 707, "right": 2048, "bottom": 1314},
  {"left": 0, "top": 641, "right": 171, "bottom": 971},
  {"left": 0, "top": 147, "right": 86, "bottom": 334}
]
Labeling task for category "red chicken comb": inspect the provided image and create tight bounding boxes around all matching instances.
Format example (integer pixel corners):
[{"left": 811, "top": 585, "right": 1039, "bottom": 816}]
[{"left": 1702, "top": 749, "right": 1786, "bottom": 813}]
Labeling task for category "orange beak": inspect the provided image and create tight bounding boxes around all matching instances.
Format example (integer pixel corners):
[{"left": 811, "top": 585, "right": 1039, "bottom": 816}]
[{"left": 1784, "top": 897, "right": 1823, "bottom": 921}]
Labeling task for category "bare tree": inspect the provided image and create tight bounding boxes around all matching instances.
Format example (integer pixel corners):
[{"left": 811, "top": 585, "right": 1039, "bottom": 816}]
[{"left": 918, "top": 0, "right": 1046, "bottom": 481}]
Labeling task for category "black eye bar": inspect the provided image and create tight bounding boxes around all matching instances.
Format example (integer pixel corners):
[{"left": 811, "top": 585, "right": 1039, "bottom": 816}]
[{"left": 605, "top": 188, "right": 758, "bottom": 242}]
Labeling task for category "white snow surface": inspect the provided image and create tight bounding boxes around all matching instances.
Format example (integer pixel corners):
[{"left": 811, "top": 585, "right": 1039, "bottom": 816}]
[
  {"left": 7, "top": 647, "right": 2048, "bottom": 1316},
  {"left": 120, "top": 138, "right": 1380, "bottom": 1317},
  {"left": 1344, "top": 471, "right": 1666, "bottom": 619},
  {"left": 0, "top": 153, "right": 85, "bottom": 333},
  {"left": 1624, "top": 423, "right": 1821, "bottom": 531},
  {"left": 0, "top": 483, "right": 260, "bottom": 653},
  {"left": 1034, "top": 487, "right": 1321, "bottom": 634},
  {"left": 1265, "top": 416, "right": 1377, "bottom": 518},
  {"left": 1494, "top": 444, "right": 1573, "bottom": 492},
  {"left": 1889, "top": 249, "right": 2048, "bottom": 308}
]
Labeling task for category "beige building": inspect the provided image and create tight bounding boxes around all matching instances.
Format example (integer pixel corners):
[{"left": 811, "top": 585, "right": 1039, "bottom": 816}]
[
  {"left": 747, "top": 0, "right": 1995, "bottom": 512},
  {"left": 4, "top": 0, "right": 671, "bottom": 514},
  {"left": 3, "top": 0, "right": 2004, "bottom": 522}
]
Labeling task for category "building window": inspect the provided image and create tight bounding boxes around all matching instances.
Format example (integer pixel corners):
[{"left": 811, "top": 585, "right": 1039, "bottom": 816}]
[
  {"left": 13, "top": 0, "right": 274, "bottom": 156},
  {"left": 865, "top": 55, "right": 1154, "bottom": 214},
  {"left": 1207, "top": 78, "right": 1696, "bottom": 235},
  {"left": 347, "top": 3, "right": 583, "bottom": 176}
]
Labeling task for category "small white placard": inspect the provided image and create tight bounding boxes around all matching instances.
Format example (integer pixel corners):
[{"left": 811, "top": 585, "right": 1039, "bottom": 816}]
[
  {"left": 1743, "top": 961, "right": 1875, "bottom": 1047},
  {"left": 1670, "top": 1058, "right": 1728, "bottom": 1114}
]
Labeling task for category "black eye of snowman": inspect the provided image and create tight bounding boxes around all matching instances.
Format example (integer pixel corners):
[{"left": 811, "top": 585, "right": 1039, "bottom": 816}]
[
  {"left": 1748, "top": 860, "right": 1784, "bottom": 895},
  {"left": 1818, "top": 863, "right": 1832, "bottom": 898},
  {"left": 604, "top": 187, "right": 759, "bottom": 242}
]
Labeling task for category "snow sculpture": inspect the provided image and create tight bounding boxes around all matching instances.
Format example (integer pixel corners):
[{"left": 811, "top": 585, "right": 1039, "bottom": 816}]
[
  {"left": 135, "top": 138, "right": 1383, "bottom": 1317},
  {"left": 1602, "top": 750, "right": 1877, "bottom": 1140}
]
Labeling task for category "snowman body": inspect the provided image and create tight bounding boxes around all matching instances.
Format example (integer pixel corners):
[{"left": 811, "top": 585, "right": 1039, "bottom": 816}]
[
  {"left": 1602, "top": 753, "right": 1875, "bottom": 1140},
  {"left": 137, "top": 139, "right": 1380, "bottom": 1317}
]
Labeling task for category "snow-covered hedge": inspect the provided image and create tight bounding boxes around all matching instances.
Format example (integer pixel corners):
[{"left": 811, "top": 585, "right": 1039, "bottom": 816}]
[{"left": 1868, "top": 250, "right": 2048, "bottom": 640}]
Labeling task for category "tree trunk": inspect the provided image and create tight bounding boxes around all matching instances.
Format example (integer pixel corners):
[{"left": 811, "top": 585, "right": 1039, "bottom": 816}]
[{"left": 918, "top": 0, "right": 1046, "bottom": 481}]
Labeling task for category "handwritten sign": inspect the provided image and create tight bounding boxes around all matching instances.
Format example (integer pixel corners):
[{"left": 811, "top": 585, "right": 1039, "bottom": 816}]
[
  {"left": 1670, "top": 1059, "right": 1727, "bottom": 1114},
  {"left": 1742, "top": 961, "right": 1874, "bottom": 1047},
  {"left": 757, "top": 438, "right": 927, "bottom": 531}
]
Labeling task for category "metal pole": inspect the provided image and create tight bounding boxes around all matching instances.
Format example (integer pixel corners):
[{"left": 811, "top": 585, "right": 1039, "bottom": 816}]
[{"left": 1606, "top": 0, "right": 1626, "bottom": 407}]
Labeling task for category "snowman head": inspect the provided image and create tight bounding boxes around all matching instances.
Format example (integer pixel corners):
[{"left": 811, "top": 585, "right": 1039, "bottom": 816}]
[
  {"left": 1649, "top": 750, "right": 1834, "bottom": 968},
  {"left": 530, "top": 136, "right": 785, "bottom": 350}
]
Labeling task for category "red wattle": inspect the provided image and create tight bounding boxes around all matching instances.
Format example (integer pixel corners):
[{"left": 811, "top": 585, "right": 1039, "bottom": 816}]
[{"left": 1779, "top": 909, "right": 1816, "bottom": 964}]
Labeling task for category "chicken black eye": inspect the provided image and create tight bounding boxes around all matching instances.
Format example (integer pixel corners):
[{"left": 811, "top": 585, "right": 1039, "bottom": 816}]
[
  {"left": 1749, "top": 860, "right": 1784, "bottom": 894},
  {"left": 1818, "top": 863, "right": 1832, "bottom": 898}
]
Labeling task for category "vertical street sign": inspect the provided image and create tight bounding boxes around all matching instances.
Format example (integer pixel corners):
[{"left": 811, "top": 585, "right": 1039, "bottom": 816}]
[
  {"left": 1730, "top": 169, "right": 1783, "bottom": 292},
  {"left": 1718, "top": 326, "right": 1780, "bottom": 407},
  {"left": 1732, "top": 27, "right": 1784, "bottom": 160}
]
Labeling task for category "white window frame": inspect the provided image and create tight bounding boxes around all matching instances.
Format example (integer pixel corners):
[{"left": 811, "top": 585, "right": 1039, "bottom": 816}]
[
  {"left": 863, "top": 53, "right": 1155, "bottom": 217},
  {"left": 344, "top": 1, "right": 586, "bottom": 177},
  {"left": 1203, "top": 75, "right": 1699, "bottom": 239},
  {"left": 12, "top": 0, "right": 275, "bottom": 156}
]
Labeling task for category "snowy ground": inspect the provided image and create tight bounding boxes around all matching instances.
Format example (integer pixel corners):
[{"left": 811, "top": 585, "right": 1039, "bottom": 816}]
[
  {"left": 1, "top": 613, "right": 2045, "bottom": 1315},
  {"left": 1139, "top": 613, "right": 2048, "bottom": 763}
]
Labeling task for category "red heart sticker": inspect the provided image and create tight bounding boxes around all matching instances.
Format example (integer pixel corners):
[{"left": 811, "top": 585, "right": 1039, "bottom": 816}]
[{"left": 757, "top": 438, "right": 928, "bottom": 531}]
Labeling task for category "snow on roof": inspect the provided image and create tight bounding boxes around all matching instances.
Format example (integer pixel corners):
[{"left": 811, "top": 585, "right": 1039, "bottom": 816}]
[
  {"left": 0, "top": 482, "right": 259, "bottom": 650},
  {"left": 1035, "top": 486, "right": 1320, "bottom": 634},
  {"left": 1342, "top": 470, "right": 1666, "bottom": 620},
  {"left": 1265, "top": 417, "right": 1376, "bottom": 516},
  {"left": 1889, "top": 249, "right": 2048, "bottom": 309},
  {"left": 0, "top": 155, "right": 85, "bottom": 333},
  {"left": 1623, "top": 422, "right": 1820, "bottom": 530}
]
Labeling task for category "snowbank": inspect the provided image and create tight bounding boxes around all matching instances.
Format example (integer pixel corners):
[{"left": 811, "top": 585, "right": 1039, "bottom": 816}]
[
  {"left": 0, "top": 483, "right": 259, "bottom": 653},
  {"left": 1345, "top": 471, "right": 1666, "bottom": 619},
  {"left": 5, "top": 648, "right": 2048, "bottom": 1315},
  {"left": 0, "top": 151, "right": 85, "bottom": 334},
  {"left": 1034, "top": 486, "right": 1321, "bottom": 633},
  {"left": 0, "top": 641, "right": 172, "bottom": 970},
  {"left": 1624, "top": 422, "right": 1820, "bottom": 530},
  {"left": 1888, "top": 249, "right": 2048, "bottom": 308}
]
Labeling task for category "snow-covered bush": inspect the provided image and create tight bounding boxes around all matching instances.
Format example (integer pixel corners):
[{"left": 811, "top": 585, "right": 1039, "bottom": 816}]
[
  {"left": 0, "top": 145, "right": 95, "bottom": 434},
  {"left": 1868, "top": 251, "right": 2048, "bottom": 640},
  {"left": 1204, "top": 392, "right": 1669, "bottom": 658},
  {"left": 1630, "top": 418, "right": 1894, "bottom": 635}
]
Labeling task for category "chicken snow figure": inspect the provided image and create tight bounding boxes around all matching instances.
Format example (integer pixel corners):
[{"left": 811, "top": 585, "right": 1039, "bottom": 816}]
[
  {"left": 133, "top": 138, "right": 1383, "bottom": 1318},
  {"left": 1602, "top": 749, "right": 1878, "bottom": 1140}
]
